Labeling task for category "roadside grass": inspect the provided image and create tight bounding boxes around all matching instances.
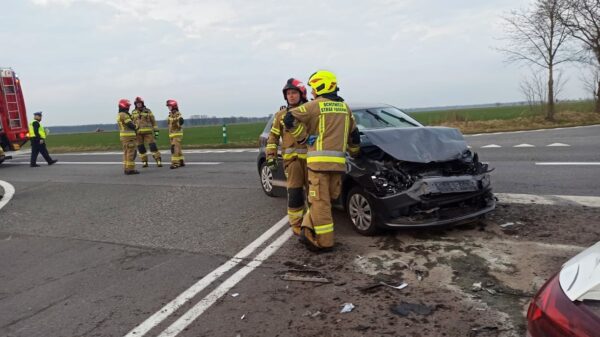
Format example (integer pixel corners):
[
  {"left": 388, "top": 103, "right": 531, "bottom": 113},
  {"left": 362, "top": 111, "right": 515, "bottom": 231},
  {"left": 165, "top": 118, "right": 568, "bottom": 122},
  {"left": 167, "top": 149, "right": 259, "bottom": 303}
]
[
  {"left": 409, "top": 100, "right": 599, "bottom": 134},
  {"left": 40, "top": 122, "right": 266, "bottom": 153},
  {"left": 34, "top": 101, "right": 600, "bottom": 153}
]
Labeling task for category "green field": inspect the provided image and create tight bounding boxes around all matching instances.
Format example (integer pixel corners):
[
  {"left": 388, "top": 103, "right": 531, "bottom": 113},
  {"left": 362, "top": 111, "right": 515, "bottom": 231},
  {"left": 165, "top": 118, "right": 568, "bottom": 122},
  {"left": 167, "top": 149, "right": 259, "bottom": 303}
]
[
  {"left": 38, "top": 100, "right": 599, "bottom": 153},
  {"left": 409, "top": 100, "right": 595, "bottom": 125},
  {"left": 44, "top": 122, "right": 267, "bottom": 152}
]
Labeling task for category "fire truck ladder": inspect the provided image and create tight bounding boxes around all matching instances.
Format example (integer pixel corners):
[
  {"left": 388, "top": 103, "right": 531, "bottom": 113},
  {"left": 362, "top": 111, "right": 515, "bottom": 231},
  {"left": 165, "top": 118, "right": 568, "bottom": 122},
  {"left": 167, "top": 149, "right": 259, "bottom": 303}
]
[{"left": 0, "top": 71, "right": 23, "bottom": 129}]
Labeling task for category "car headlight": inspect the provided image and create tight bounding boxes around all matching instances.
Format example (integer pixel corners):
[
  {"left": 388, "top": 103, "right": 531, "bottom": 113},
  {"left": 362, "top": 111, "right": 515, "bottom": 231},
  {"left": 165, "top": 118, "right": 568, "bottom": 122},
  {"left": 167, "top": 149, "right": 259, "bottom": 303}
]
[{"left": 481, "top": 174, "right": 491, "bottom": 188}]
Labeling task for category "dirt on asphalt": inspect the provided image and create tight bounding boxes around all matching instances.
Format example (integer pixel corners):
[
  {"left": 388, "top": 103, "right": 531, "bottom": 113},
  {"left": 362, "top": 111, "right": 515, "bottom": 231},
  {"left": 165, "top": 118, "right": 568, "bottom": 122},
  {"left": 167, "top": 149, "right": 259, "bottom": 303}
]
[{"left": 219, "top": 202, "right": 599, "bottom": 337}]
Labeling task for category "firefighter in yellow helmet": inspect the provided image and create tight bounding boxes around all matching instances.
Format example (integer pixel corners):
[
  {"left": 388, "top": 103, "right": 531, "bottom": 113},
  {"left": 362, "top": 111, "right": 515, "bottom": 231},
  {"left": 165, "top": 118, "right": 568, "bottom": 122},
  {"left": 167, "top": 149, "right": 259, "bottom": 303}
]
[
  {"left": 166, "top": 99, "right": 185, "bottom": 169},
  {"left": 117, "top": 99, "right": 140, "bottom": 175},
  {"left": 284, "top": 70, "right": 361, "bottom": 251},
  {"left": 132, "top": 96, "right": 162, "bottom": 167},
  {"left": 266, "top": 78, "right": 309, "bottom": 235}
]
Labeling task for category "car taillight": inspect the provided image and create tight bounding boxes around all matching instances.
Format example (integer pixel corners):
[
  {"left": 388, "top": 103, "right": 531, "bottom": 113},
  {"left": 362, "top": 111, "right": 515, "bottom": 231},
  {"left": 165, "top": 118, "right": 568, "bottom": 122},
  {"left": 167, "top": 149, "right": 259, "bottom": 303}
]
[
  {"left": 19, "top": 132, "right": 26, "bottom": 139},
  {"left": 527, "top": 273, "right": 600, "bottom": 337}
]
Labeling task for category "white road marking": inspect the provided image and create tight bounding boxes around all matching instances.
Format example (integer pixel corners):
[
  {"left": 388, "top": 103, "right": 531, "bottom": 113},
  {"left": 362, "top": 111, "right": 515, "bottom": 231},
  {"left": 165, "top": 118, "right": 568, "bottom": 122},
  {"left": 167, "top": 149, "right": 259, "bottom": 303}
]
[
  {"left": 157, "top": 229, "right": 294, "bottom": 337},
  {"left": 547, "top": 143, "right": 570, "bottom": 147},
  {"left": 465, "top": 124, "right": 599, "bottom": 137},
  {"left": 124, "top": 216, "right": 289, "bottom": 337},
  {"left": 496, "top": 193, "right": 600, "bottom": 208},
  {"left": 481, "top": 144, "right": 502, "bottom": 148},
  {"left": 57, "top": 148, "right": 259, "bottom": 156},
  {"left": 0, "top": 180, "right": 16, "bottom": 211},
  {"left": 4, "top": 161, "right": 222, "bottom": 165},
  {"left": 535, "top": 162, "right": 600, "bottom": 166},
  {"left": 513, "top": 144, "right": 535, "bottom": 148}
]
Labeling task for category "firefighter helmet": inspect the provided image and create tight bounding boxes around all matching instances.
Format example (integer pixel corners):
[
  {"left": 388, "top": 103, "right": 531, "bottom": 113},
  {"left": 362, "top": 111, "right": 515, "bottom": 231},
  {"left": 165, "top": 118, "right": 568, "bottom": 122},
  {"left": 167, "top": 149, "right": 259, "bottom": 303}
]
[
  {"left": 134, "top": 96, "right": 144, "bottom": 104},
  {"left": 119, "top": 99, "right": 131, "bottom": 109},
  {"left": 282, "top": 78, "right": 307, "bottom": 102},
  {"left": 166, "top": 99, "right": 178, "bottom": 108},
  {"left": 308, "top": 70, "right": 337, "bottom": 96}
]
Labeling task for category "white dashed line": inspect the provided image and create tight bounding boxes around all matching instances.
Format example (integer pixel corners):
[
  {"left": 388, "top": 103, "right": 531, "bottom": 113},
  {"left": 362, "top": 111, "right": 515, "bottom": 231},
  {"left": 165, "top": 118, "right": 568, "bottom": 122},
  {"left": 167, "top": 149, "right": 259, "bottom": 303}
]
[
  {"left": 535, "top": 162, "right": 600, "bottom": 166},
  {"left": 481, "top": 144, "right": 502, "bottom": 148},
  {"left": 513, "top": 144, "right": 535, "bottom": 148},
  {"left": 546, "top": 143, "right": 570, "bottom": 147}
]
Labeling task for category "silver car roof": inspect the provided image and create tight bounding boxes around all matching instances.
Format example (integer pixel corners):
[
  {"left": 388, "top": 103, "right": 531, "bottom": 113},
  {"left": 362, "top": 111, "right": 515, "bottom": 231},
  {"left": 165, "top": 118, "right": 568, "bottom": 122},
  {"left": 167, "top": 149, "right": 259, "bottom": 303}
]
[{"left": 559, "top": 241, "right": 600, "bottom": 301}]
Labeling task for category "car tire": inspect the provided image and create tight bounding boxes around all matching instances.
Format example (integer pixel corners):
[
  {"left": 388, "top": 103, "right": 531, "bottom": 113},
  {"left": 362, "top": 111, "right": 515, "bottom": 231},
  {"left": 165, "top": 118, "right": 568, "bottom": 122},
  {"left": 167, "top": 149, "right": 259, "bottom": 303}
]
[
  {"left": 346, "top": 186, "right": 380, "bottom": 236},
  {"left": 260, "top": 161, "right": 276, "bottom": 197}
]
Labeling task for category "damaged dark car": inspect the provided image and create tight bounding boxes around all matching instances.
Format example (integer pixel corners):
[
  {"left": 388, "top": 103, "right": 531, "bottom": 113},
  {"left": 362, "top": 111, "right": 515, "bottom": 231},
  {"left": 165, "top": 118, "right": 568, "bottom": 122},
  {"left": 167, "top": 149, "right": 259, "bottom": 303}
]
[{"left": 257, "top": 103, "right": 495, "bottom": 235}]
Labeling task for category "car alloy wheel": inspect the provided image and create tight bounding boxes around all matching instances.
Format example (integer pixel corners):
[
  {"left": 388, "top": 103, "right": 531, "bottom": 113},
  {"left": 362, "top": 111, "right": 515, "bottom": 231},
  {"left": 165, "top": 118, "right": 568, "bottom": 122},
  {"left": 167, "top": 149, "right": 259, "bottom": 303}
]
[
  {"left": 347, "top": 186, "right": 379, "bottom": 235},
  {"left": 260, "top": 162, "right": 275, "bottom": 196}
]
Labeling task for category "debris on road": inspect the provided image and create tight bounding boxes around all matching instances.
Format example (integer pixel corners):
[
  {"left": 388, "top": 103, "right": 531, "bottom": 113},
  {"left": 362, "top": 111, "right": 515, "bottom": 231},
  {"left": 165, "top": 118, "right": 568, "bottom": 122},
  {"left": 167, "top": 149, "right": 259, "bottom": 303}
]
[
  {"left": 472, "top": 282, "right": 483, "bottom": 292},
  {"left": 500, "top": 222, "right": 515, "bottom": 228},
  {"left": 390, "top": 302, "right": 434, "bottom": 317},
  {"left": 380, "top": 282, "right": 408, "bottom": 290},
  {"left": 340, "top": 303, "right": 355, "bottom": 313},
  {"left": 281, "top": 273, "right": 330, "bottom": 284},
  {"left": 240, "top": 314, "right": 246, "bottom": 320},
  {"left": 231, "top": 293, "right": 240, "bottom": 297}
]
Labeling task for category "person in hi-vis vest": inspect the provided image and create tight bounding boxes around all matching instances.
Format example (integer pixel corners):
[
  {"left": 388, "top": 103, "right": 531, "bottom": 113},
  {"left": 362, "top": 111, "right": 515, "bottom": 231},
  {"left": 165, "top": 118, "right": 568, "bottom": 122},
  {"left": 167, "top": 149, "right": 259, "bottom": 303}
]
[{"left": 28, "top": 111, "right": 57, "bottom": 167}]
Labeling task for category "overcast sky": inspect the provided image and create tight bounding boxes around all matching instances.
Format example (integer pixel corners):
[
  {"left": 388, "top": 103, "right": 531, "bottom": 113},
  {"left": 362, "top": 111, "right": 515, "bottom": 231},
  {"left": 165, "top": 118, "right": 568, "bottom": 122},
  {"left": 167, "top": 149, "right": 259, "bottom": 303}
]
[{"left": 0, "top": 0, "right": 590, "bottom": 126}]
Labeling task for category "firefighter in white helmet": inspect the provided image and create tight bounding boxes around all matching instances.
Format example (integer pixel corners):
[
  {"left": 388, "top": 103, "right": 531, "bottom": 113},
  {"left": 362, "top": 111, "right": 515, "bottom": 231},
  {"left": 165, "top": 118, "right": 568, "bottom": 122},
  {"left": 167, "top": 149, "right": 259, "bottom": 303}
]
[
  {"left": 132, "top": 96, "right": 162, "bottom": 167},
  {"left": 266, "top": 78, "right": 309, "bottom": 235},
  {"left": 166, "top": 99, "right": 185, "bottom": 169},
  {"left": 284, "top": 70, "right": 361, "bottom": 251}
]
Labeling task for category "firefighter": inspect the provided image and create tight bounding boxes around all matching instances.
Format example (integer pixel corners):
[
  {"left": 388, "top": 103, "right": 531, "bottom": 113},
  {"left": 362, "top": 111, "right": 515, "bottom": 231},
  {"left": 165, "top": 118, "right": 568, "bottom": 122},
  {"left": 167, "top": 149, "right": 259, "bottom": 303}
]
[
  {"left": 166, "top": 99, "right": 185, "bottom": 169},
  {"left": 117, "top": 99, "right": 140, "bottom": 175},
  {"left": 266, "top": 78, "right": 309, "bottom": 235},
  {"left": 132, "top": 96, "right": 162, "bottom": 167},
  {"left": 29, "top": 111, "right": 58, "bottom": 167},
  {"left": 284, "top": 70, "right": 361, "bottom": 251}
]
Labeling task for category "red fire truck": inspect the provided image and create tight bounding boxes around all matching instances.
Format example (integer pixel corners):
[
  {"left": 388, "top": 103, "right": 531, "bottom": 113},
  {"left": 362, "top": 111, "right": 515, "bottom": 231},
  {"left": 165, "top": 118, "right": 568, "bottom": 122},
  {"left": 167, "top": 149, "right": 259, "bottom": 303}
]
[{"left": 0, "top": 67, "right": 29, "bottom": 161}]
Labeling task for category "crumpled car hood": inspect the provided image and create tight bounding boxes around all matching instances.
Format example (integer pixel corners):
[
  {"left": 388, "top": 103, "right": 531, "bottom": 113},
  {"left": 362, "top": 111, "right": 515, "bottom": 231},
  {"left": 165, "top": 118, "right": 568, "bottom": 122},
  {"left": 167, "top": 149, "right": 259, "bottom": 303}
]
[
  {"left": 559, "top": 241, "right": 600, "bottom": 301},
  {"left": 360, "top": 127, "right": 469, "bottom": 163}
]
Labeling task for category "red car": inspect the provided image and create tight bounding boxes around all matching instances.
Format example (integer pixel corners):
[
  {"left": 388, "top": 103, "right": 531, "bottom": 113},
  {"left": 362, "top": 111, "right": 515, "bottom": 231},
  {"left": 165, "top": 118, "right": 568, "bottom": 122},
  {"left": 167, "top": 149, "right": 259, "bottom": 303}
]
[{"left": 527, "top": 242, "right": 600, "bottom": 337}]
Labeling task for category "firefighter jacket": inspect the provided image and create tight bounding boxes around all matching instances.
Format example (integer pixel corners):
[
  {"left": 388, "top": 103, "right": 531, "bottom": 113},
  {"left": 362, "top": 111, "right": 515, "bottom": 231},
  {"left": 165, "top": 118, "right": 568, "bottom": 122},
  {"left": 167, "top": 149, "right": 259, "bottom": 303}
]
[
  {"left": 266, "top": 107, "right": 307, "bottom": 164},
  {"left": 117, "top": 111, "right": 137, "bottom": 139},
  {"left": 132, "top": 107, "right": 158, "bottom": 135},
  {"left": 288, "top": 97, "right": 360, "bottom": 172},
  {"left": 168, "top": 111, "right": 184, "bottom": 138},
  {"left": 28, "top": 120, "right": 46, "bottom": 140}
]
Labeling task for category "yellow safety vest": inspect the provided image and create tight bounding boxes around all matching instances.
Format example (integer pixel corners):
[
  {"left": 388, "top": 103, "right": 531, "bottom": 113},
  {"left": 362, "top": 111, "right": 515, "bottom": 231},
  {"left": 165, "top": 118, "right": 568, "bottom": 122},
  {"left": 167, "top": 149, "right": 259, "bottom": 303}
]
[{"left": 28, "top": 121, "right": 46, "bottom": 139}]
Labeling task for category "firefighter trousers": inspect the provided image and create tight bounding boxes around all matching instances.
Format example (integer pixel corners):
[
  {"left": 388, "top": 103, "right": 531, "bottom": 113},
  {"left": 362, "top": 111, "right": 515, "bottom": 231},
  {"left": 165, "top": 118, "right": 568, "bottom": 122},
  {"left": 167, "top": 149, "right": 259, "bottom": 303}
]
[
  {"left": 170, "top": 136, "right": 184, "bottom": 167},
  {"left": 284, "top": 158, "right": 307, "bottom": 235},
  {"left": 121, "top": 136, "right": 137, "bottom": 172},
  {"left": 301, "top": 170, "right": 342, "bottom": 250},
  {"left": 136, "top": 133, "right": 161, "bottom": 163}
]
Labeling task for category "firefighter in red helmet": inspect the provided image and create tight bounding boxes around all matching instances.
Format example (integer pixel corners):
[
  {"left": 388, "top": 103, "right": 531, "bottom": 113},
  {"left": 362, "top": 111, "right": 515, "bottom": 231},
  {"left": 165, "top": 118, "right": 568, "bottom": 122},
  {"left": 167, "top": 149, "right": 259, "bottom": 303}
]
[
  {"left": 166, "top": 99, "right": 185, "bottom": 169},
  {"left": 265, "top": 78, "right": 309, "bottom": 236},
  {"left": 116, "top": 99, "right": 139, "bottom": 175},
  {"left": 132, "top": 96, "right": 162, "bottom": 167}
]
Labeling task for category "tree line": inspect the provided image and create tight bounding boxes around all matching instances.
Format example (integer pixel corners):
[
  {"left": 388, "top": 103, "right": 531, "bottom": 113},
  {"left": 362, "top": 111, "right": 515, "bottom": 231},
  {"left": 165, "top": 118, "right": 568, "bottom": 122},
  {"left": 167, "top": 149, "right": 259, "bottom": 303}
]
[{"left": 500, "top": 0, "right": 600, "bottom": 120}]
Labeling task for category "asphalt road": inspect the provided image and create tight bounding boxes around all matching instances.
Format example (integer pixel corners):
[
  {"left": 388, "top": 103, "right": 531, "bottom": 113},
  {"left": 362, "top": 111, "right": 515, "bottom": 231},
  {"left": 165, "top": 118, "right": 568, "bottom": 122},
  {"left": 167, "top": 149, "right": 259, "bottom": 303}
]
[{"left": 0, "top": 125, "right": 598, "bottom": 337}]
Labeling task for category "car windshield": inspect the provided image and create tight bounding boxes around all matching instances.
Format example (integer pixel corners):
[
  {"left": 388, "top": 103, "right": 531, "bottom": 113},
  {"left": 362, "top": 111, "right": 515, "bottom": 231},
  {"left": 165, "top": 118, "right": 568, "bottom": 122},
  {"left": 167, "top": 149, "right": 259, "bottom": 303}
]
[{"left": 352, "top": 107, "right": 421, "bottom": 130}]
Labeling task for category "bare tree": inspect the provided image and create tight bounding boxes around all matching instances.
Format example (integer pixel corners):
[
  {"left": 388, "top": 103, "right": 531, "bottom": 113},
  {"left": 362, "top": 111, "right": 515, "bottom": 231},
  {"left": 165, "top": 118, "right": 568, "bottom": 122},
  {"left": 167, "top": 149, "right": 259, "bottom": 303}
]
[
  {"left": 520, "top": 70, "right": 547, "bottom": 114},
  {"left": 500, "top": 0, "right": 579, "bottom": 120},
  {"left": 561, "top": 0, "right": 600, "bottom": 112},
  {"left": 581, "top": 65, "right": 600, "bottom": 103}
]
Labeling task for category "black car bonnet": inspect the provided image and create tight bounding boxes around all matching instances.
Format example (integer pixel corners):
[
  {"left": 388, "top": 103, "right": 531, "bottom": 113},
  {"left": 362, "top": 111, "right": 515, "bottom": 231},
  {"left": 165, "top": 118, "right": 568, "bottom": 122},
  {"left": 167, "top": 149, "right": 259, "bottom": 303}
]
[{"left": 360, "top": 127, "right": 469, "bottom": 163}]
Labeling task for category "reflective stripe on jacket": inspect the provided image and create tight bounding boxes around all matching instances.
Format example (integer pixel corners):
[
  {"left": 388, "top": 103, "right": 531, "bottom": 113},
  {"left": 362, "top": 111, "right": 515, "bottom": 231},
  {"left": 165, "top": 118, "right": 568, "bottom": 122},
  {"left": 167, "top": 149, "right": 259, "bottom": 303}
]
[
  {"left": 289, "top": 97, "right": 358, "bottom": 172},
  {"left": 168, "top": 111, "right": 184, "bottom": 138},
  {"left": 266, "top": 107, "right": 307, "bottom": 164},
  {"left": 117, "top": 112, "right": 136, "bottom": 138},
  {"left": 132, "top": 108, "right": 158, "bottom": 134}
]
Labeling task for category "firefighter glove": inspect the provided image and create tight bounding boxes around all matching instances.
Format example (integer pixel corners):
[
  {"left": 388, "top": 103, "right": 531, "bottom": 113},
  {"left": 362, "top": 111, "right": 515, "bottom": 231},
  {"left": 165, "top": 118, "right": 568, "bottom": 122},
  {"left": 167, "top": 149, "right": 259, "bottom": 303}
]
[
  {"left": 266, "top": 158, "right": 277, "bottom": 171},
  {"left": 351, "top": 128, "right": 361, "bottom": 145},
  {"left": 283, "top": 111, "right": 295, "bottom": 129},
  {"left": 154, "top": 131, "right": 159, "bottom": 138}
]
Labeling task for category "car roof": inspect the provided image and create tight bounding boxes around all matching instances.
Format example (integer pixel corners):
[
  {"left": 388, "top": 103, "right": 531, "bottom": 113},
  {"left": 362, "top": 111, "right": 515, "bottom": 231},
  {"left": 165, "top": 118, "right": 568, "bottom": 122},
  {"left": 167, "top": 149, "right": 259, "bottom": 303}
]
[
  {"left": 559, "top": 241, "right": 600, "bottom": 301},
  {"left": 347, "top": 102, "right": 395, "bottom": 110}
]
